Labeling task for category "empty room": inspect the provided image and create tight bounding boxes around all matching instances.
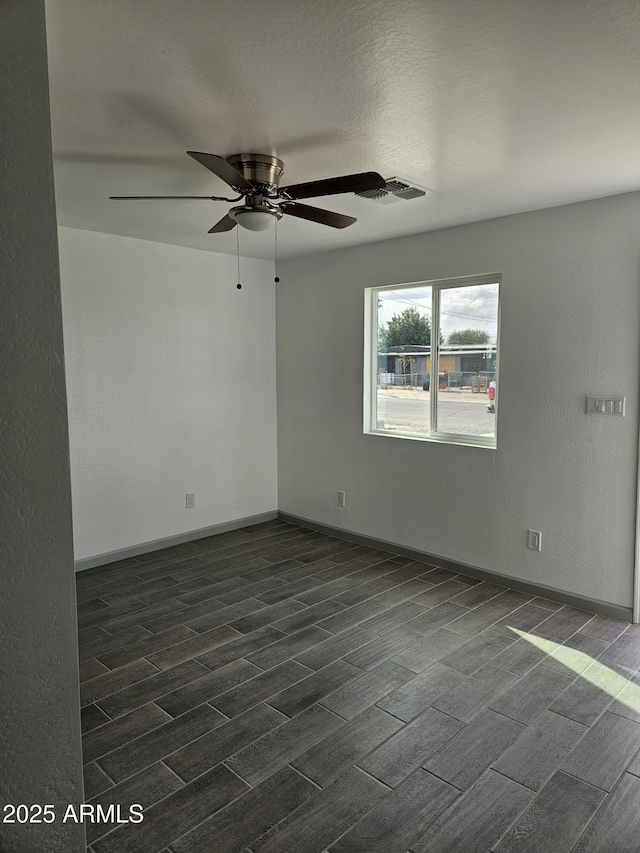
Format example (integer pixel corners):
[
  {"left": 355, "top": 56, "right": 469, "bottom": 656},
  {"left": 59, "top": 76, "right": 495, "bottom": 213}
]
[{"left": 4, "top": 1, "right": 640, "bottom": 851}]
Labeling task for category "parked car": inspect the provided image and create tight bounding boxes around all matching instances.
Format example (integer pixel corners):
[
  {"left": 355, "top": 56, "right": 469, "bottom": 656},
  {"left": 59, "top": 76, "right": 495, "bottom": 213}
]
[{"left": 487, "top": 379, "right": 496, "bottom": 412}]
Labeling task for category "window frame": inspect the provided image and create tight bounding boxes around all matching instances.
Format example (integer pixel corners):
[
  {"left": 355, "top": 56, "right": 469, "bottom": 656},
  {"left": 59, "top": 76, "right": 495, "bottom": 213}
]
[{"left": 364, "top": 272, "right": 501, "bottom": 449}]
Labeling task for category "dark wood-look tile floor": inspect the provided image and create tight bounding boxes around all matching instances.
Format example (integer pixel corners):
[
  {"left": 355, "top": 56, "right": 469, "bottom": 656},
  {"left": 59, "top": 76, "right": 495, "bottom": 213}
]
[{"left": 76, "top": 521, "right": 640, "bottom": 853}]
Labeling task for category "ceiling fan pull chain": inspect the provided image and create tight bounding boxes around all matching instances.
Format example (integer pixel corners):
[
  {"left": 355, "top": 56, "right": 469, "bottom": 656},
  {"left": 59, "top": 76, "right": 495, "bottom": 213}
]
[
  {"left": 274, "top": 219, "right": 280, "bottom": 283},
  {"left": 236, "top": 228, "right": 242, "bottom": 290}
]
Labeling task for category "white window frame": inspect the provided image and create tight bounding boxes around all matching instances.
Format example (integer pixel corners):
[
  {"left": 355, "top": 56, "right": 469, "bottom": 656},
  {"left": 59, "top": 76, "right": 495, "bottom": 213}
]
[{"left": 364, "top": 272, "right": 501, "bottom": 449}]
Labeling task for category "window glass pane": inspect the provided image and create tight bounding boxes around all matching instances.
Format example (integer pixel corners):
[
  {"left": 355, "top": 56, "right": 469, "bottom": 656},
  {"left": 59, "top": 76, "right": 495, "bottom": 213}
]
[
  {"left": 375, "top": 286, "right": 432, "bottom": 435},
  {"left": 436, "top": 282, "right": 499, "bottom": 439}
]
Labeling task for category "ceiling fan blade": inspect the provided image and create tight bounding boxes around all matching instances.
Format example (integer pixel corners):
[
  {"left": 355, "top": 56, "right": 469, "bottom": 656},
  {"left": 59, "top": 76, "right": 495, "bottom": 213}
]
[
  {"left": 187, "top": 151, "right": 255, "bottom": 192},
  {"left": 110, "top": 195, "right": 221, "bottom": 200},
  {"left": 208, "top": 213, "right": 237, "bottom": 234},
  {"left": 279, "top": 171, "right": 385, "bottom": 200},
  {"left": 280, "top": 202, "right": 356, "bottom": 229}
]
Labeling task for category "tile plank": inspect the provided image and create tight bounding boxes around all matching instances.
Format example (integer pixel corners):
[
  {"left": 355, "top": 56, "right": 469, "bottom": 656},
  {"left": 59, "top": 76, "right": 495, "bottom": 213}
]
[
  {"left": 97, "top": 625, "right": 197, "bottom": 670},
  {"left": 357, "top": 707, "right": 463, "bottom": 787},
  {"left": 358, "top": 601, "right": 427, "bottom": 636},
  {"left": 96, "top": 659, "right": 210, "bottom": 719},
  {"left": 572, "top": 772, "right": 640, "bottom": 853},
  {"left": 156, "top": 658, "right": 263, "bottom": 718},
  {"left": 292, "top": 706, "right": 404, "bottom": 787},
  {"left": 228, "top": 599, "right": 308, "bottom": 634},
  {"left": 316, "top": 599, "right": 391, "bottom": 634},
  {"left": 488, "top": 664, "right": 573, "bottom": 725},
  {"left": 226, "top": 704, "right": 343, "bottom": 786},
  {"left": 267, "top": 659, "right": 363, "bottom": 718},
  {"left": 92, "top": 763, "right": 248, "bottom": 853},
  {"left": 293, "top": 626, "right": 374, "bottom": 670},
  {"left": 492, "top": 710, "right": 587, "bottom": 791},
  {"left": 98, "top": 703, "right": 227, "bottom": 783},
  {"left": 170, "top": 766, "right": 316, "bottom": 853},
  {"left": 410, "top": 580, "right": 470, "bottom": 607},
  {"left": 493, "top": 771, "right": 605, "bottom": 853},
  {"left": 251, "top": 766, "right": 388, "bottom": 853},
  {"left": 271, "top": 599, "right": 347, "bottom": 634},
  {"left": 332, "top": 576, "right": 399, "bottom": 607},
  {"left": 490, "top": 603, "right": 553, "bottom": 637},
  {"left": 165, "top": 703, "right": 287, "bottom": 783},
  {"left": 445, "top": 599, "right": 513, "bottom": 638},
  {"left": 79, "top": 625, "right": 153, "bottom": 663},
  {"left": 211, "top": 659, "right": 312, "bottom": 717},
  {"left": 181, "top": 597, "right": 269, "bottom": 635},
  {"left": 247, "top": 625, "right": 331, "bottom": 670},
  {"left": 412, "top": 769, "right": 532, "bottom": 853},
  {"left": 561, "top": 711, "right": 640, "bottom": 791},
  {"left": 492, "top": 635, "right": 560, "bottom": 677},
  {"left": 431, "top": 664, "right": 519, "bottom": 723},
  {"left": 597, "top": 632, "right": 640, "bottom": 678},
  {"left": 195, "top": 626, "right": 286, "bottom": 671},
  {"left": 548, "top": 660, "right": 628, "bottom": 726},
  {"left": 320, "top": 660, "right": 413, "bottom": 720},
  {"left": 531, "top": 630, "right": 608, "bottom": 678},
  {"left": 537, "top": 606, "right": 595, "bottom": 641},
  {"left": 80, "top": 658, "right": 110, "bottom": 682},
  {"left": 144, "top": 625, "right": 241, "bottom": 671},
  {"left": 82, "top": 703, "right": 172, "bottom": 763},
  {"left": 81, "top": 704, "right": 111, "bottom": 734},
  {"left": 328, "top": 767, "right": 459, "bottom": 853},
  {"left": 424, "top": 709, "right": 525, "bottom": 790},
  {"left": 450, "top": 582, "right": 506, "bottom": 608},
  {"left": 579, "top": 614, "right": 629, "bottom": 643},
  {"left": 343, "top": 626, "right": 422, "bottom": 671},
  {"left": 404, "top": 601, "right": 469, "bottom": 636},
  {"left": 80, "top": 659, "right": 160, "bottom": 707},
  {"left": 439, "top": 630, "right": 514, "bottom": 675},
  {"left": 389, "top": 629, "right": 467, "bottom": 673},
  {"left": 376, "top": 662, "right": 467, "bottom": 722},
  {"left": 87, "top": 762, "right": 182, "bottom": 845},
  {"left": 84, "top": 762, "right": 112, "bottom": 800}
]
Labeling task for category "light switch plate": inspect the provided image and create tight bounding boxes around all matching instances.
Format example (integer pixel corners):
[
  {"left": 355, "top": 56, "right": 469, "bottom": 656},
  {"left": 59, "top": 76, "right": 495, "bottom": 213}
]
[{"left": 586, "top": 396, "right": 625, "bottom": 417}]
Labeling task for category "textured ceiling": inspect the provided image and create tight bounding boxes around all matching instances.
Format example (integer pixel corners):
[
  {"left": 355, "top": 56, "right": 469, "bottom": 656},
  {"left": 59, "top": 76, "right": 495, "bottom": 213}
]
[{"left": 45, "top": 0, "right": 640, "bottom": 259}]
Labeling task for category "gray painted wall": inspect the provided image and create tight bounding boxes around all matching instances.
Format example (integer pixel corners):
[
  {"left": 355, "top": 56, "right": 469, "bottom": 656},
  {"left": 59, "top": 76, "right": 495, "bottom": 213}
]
[
  {"left": 277, "top": 192, "right": 640, "bottom": 610},
  {"left": 0, "top": 2, "right": 84, "bottom": 850}
]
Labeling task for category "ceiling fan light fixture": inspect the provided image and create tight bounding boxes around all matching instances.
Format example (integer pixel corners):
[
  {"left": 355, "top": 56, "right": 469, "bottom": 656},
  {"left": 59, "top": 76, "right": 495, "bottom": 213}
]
[{"left": 232, "top": 207, "right": 278, "bottom": 231}]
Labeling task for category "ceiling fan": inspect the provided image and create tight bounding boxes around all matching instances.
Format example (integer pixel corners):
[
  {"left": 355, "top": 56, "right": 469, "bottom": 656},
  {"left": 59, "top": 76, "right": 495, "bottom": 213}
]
[{"left": 110, "top": 152, "right": 386, "bottom": 232}]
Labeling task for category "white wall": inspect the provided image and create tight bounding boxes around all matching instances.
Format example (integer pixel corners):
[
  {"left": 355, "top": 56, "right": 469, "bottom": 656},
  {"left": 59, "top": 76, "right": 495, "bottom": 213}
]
[
  {"left": 1, "top": 4, "right": 83, "bottom": 850},
  {"left": 277, "top": 192, "right": 640, "bottom": 609},
  {"left": 59, "top": 227, "right": 277, "bottom": 560}
]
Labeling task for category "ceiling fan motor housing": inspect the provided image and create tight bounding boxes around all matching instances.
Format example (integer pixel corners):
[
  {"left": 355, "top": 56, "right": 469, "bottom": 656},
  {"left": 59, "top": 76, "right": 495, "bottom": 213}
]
[{"left": 226, "top": 153, "right": 284, "bottom": 195}]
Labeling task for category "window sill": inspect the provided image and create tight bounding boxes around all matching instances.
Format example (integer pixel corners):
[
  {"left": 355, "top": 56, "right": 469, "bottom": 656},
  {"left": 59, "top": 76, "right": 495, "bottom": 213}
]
[{"left": 364, "top": 427, "right": 497, "bottom": 450}]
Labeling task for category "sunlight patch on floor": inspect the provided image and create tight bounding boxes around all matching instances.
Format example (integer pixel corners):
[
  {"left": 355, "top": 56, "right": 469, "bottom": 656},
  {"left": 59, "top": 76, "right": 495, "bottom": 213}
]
[{"left": 509, "top": 626, "right": 639, "bottom": 713}]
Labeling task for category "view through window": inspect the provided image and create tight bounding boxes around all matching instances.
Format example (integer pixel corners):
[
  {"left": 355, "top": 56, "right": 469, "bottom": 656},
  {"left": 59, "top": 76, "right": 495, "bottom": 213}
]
[{"left": 365, "top": 274, "right": 500, "bottom": 447}]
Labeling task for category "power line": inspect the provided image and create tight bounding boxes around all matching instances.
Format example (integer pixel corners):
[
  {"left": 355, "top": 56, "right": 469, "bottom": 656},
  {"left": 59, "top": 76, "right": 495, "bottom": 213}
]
[{"left": 380, "top": 292, "right": 496, "bottom": 323}]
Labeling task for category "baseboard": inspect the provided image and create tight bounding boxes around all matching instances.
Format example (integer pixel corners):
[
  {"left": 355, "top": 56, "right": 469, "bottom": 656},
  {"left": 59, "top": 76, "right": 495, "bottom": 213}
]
[
  {"left": 74, "top": 511, "right": 279, "bottom": 572},
  {"left": 278, "top": 512, "right": 633, "bottom": 624}
]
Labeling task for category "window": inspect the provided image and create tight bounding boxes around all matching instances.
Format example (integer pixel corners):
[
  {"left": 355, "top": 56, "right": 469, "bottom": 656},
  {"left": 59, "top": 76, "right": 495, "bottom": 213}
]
[{"left": 364, "top": 273, "right": 500, "bottom": 448}]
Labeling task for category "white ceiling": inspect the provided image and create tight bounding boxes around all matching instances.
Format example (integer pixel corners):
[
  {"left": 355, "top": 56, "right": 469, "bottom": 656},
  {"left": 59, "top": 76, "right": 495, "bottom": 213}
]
[{"left": 45, "top": 0, "right": 640, "bottom": 260}]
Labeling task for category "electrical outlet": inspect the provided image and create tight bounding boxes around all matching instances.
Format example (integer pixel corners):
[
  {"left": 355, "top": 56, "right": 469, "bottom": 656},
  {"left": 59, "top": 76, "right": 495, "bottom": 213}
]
[
  {"left": 186, "top": 493, "right": 195, "bottom": 509},
  {"left": 337, "top": 491, "right": 346, "bottom": 508},
  {"left": 527, "top": 529, "right": 542, "bottom": 551}
]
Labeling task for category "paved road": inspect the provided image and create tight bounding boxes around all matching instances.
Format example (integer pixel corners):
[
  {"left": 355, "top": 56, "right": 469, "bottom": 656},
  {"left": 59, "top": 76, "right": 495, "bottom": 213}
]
[{"left": 376, "top": 388, "right": 495, "bottom": 436}]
